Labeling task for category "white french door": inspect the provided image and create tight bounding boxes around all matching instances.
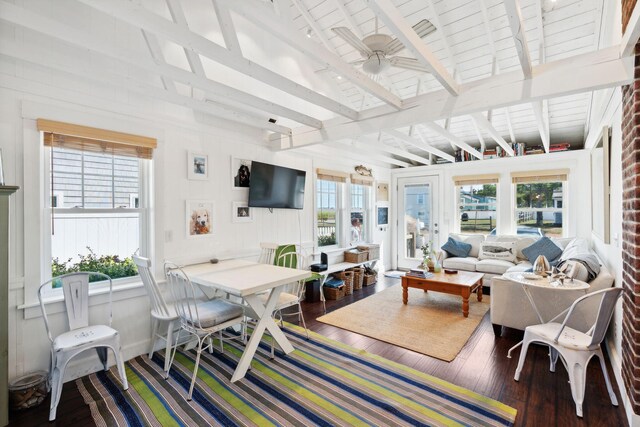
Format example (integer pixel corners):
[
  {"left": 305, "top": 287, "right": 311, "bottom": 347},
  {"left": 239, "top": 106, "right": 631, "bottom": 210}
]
[{"left": 396, "top": 176, "right": 439, "bottom": 269}]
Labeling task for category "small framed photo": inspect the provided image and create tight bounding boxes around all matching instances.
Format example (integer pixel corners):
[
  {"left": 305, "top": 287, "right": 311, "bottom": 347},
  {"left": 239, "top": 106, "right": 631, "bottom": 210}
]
[
  {"left": 231, "top": 157, "right": 252, "bottom": 189},
  {"left": 377, "top": 182, "right": 389, "bottom": 202},
  {"left": 188, "top": 152, "right": 208, "bottom": 180},
  {"left": 377, "top": 206, "right": 389, "bottom": 226},
  {"left": 232, "top": 201, "right": 253, "bottom": 223},
  {"left": 186, "top": 200, "right": 214, "bottom": 237}
]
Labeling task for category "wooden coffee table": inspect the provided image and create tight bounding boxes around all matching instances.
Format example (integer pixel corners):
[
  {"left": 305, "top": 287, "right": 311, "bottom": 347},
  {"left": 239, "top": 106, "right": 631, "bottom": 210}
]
[{"left": 401, "top": 270, "right": 484, "bottom": 318}]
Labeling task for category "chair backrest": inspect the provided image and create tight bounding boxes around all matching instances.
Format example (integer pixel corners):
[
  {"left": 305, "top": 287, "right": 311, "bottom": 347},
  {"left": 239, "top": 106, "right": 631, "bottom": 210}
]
[
  {"left": 561, "top": 287, "right": 623, "bottom": 347},
  {"left": 258, "top": 242, "right": 279, "bottom": 265},
  {"left": 164, "top": 262, "right": 203, "bottom": 330},
  {"left": 133, "top": 255, "right": 172, "bottom": 318},
  {"left": 38, "top": 272, "right": 112, "bottom": 342},
  {"left": 274, "top": 244, "right": 297, "bottom": 265},
  {"left": 276, "top": 251, "right": 307, "bottom": 299}
]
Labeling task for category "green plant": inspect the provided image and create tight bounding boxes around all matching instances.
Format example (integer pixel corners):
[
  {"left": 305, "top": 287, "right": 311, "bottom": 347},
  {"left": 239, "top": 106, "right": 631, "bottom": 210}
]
[
  {"left": 51, "top": 247, "right": 138, "bottom": 287},
  {"left": 318, "top": 232, "right": 336, "bottom": 247}
]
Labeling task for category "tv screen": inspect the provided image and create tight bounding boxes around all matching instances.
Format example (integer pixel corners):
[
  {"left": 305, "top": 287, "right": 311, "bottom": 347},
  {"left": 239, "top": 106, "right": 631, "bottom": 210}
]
[{"left": 248, "top": 161, "right": 306, "bottom": 209}]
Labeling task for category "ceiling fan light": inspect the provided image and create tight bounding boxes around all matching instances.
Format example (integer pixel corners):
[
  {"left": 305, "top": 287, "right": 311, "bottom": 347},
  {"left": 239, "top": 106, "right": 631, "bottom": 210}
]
[{"left": 362, "top": 54, "right": 390, "bottom": 75}]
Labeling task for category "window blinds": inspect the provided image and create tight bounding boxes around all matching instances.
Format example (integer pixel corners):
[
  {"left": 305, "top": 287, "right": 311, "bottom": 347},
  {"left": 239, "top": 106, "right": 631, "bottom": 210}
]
[
  {"left": 453, "top": 174, "right": 499, "bottom": 186},
  {"left": 38, "top": 119, "right": 157, "bottom": 159},
  {"left": 316, "top": 168, "right": 348, "bottom": 183},
  {"left": 350, "top": 173, "right": 374, "bottom": 186},
  {"left": 511, "top": 169, "right": 569, "bottom": 184}
]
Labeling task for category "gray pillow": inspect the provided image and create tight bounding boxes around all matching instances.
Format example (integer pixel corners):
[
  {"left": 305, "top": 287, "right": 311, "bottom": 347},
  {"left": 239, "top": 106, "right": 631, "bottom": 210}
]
[
  {"left": 522, "top": 237, "right": 563, "bottom": 264},
  {"left": 441, "top": 237, "right": 472, "bottom": 258}
]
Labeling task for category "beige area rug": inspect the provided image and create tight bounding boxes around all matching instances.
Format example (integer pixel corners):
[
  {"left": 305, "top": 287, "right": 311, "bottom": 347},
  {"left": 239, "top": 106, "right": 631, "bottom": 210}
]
[{"left": 317, "top": 285, "right": 490, "bottom": 361}]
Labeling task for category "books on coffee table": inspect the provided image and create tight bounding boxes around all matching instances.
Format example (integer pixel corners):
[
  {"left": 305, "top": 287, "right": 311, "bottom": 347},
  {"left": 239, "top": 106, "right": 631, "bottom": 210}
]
[{"left": 406, "top": 268, "right": 434, "bottom": 279}]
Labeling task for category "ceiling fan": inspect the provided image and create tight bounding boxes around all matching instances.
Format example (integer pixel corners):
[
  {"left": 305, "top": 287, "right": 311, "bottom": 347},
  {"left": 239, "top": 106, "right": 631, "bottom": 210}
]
[{"left": 332, "top": 19, "right": 436, "bottom": 75}]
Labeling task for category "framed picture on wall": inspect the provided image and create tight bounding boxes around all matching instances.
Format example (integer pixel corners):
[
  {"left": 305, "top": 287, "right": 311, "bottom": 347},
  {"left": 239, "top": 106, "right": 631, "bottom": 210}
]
[
  {"left": 377, "top": 182, "right": 389, "bottom": 202},
  {"left": 186, "top": 200, "right": 214, "bottom": 237},
  {"left": 377, "top": 206, "right": 389, "bottom": 226},
  {"left": 232, "top": 201, "right": 253, "bottom": 223},
  {"left": 231, "top": 157, "right": 252, "bottom": 189},
  {"left": 188, "top": 152, "right": 208, "bottom": 180}
]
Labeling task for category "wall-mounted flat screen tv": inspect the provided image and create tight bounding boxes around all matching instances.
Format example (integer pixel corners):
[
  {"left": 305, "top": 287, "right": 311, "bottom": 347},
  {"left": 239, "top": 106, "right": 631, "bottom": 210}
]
[{"left": 248, "top": 161, "right": 306, "bottom": 209}]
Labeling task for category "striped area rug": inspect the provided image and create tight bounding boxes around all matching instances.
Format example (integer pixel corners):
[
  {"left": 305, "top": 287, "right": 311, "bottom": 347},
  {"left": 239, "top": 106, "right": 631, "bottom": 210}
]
[{"left": 76, "top": 325, "right": 517, "bottom": 426}]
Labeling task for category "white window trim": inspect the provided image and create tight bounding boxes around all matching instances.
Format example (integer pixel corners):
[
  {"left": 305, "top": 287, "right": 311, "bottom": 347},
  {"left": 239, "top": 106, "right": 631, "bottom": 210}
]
[
  {"left": 512, "top": 181, "right": 567, "bottom": 237},
  {"left": 348, "top": 182, "right": 372, "bottom": 245},
  {"left": 455, "top": 183, "right": 498, "bottom": 234},
  {"left": 315, "top": 177, "right": 342, "bottom": 250}
]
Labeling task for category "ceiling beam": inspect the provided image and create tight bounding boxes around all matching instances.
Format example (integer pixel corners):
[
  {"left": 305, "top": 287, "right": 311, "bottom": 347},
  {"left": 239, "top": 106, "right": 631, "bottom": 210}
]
[
  {"left": 366, "top": 0, "right": 459, "bottom": 95},
  {"left": 166, "top": 0, "right": 207, "bottom": 77},
  {"left": 330, "top": 140, "right": 411, "bottom": 168},
  {"left": 357, "top": 136, "right": 431, "bottom": 165},
  {"left": 621, "top": 0, "right": 640, "bottom": 57},
  {"left": 291, "top": 0, "right": 333, "bottom": 49},
  {"left": 140, "top": 30, "right": 177, "bottom": 93},
  {"left": 420, "top": 123, "right": 482, "bottom": 159},
  {"left": 425, "top": 0, "right": 456, "bottom": 70},
  {"left": 333, "top": 0, "right": 363, "bottom": 38},
  {"left": 0, "top": 39, "right": 291, "bottom": 135},
  {"left": 76, "top": 0, "right": 360, "bottom": 120},
  {"left": 385, "top": 130, "right": 456, "bottom": 163},
  {"left": 0, "top": 0, "right": 323, "bottom": 129},
  {"left": 212, "top": 0, "right": 242, "bottom": 54},
  {"left": 503, "top": 0, "right": 533, "bottom": 79},
  {"left": 223, "top": 0, "right": 403, "bottom": 109},
  {"left": 302, "top": 144, "right": 406, "bottom": 168},
  {"left": 533, "top": 0, "right": 550, "bottom": 153},
  {"left": 531, "top": 101, "right": 550, "bottom": 152},
  {"left": 469, "top": 113, "right": 515, "bottom": 156},
  {"left": 271, "top": 46, "right": 632, "bottom": 149}
]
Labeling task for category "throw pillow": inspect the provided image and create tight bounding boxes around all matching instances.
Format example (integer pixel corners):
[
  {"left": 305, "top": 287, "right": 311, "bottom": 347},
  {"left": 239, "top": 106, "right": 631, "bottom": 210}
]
[
  {"left": 441, "top": 237, "right": 472, "bottom": 258},
  {"left": 522, "top": 237, "right": 563, "bottom": 264},
  {"left": 559, "top": 260, "right": 590, "bottom": 282},
  {"left": 478, "top": 241, "right": 517, "bottom": 262}
]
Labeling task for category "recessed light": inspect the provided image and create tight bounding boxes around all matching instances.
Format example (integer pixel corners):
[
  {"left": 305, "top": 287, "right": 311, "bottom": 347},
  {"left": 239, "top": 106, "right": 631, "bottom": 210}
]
[{"left": 306, "top": 28, "right": 312, "bottom": 38}]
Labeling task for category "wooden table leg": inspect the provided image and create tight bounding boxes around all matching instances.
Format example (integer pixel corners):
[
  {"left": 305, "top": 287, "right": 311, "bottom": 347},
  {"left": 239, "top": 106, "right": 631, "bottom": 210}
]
[
  {"left": 461, "top": 288, "right": 470, "bottom": 318},
  {"left": 477, "top": 278, "right": 483, "bottom": 302},
  {"left": 402, "top": 282, "right": 408, "bottom": 304}
]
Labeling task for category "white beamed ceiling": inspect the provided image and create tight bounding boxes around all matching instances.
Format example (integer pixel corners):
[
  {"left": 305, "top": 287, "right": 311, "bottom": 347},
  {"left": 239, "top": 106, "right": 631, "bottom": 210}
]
[{"left": 0, "top": 0, "right": 622, "bottom": 165}]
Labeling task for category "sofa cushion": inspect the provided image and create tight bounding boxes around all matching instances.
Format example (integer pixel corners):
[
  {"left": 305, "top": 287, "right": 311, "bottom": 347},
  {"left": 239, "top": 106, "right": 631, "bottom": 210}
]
[
  {"left": 486, "top": 235, "right": 538, "bottom": 261},
  {"left": 449, "top": 234, "right": 484, "bottom": 258},
  {"left": 522, "top": 236, "right": 563, "bottom": 264},
  {"left": 478, "top": 241, "right": 517, "bottom": 262},
  {"left": 441, "top": 237, "right": 472, "bottom": 258},
  {"left": 506, "top": 262, "right": 533, "bottom": 273},
  {"left": 476, "top": 259, "right": 516, "bottom": 274},
  {"left": 442, "top": 257, "right": 478, "bottom": 271}
]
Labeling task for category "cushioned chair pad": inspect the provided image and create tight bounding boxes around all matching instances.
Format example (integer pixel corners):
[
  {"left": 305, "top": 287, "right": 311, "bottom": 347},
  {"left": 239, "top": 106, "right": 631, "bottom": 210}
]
[{"left": 187, "top": 299, "right": 243, "bottom": 329}]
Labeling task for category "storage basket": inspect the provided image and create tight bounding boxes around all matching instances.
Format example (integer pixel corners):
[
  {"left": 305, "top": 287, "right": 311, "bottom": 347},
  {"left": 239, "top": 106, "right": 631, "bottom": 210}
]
[
  {"left": 357, "top": 244, "right": 380, "bottom": 261},
  {"left": 349, "top": 267, "right": 364, "bottom": 290},
  {"left": 323, "top": 279, "right": 346, "bottom": 300},
  {"left": 344, "top": 249, "right": 368, "bottom": 263},
  {"left": 335, "top": 271, "right": 354, "bottom": 295},
  {"left": 9, "top": 371, "right": 48, "bottom": 411},
  {"left": 363, "top": 273, "right": 377, "bottom": 286}
]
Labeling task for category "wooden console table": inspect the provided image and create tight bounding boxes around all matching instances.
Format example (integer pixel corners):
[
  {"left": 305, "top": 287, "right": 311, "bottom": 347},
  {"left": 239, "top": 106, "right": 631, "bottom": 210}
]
[{"left": 1, "top": 186, "right": 18, "bottom": 427}]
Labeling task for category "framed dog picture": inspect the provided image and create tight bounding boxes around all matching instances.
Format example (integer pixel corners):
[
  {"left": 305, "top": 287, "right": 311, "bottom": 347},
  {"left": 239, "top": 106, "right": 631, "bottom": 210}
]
[
  {"left": 188, "top": 152, "right": 208, "bottom": 180},
  {"left": 231, "top": 157, "right": 252, "bottom": 189},
  {"left": 186, "top": 200, "right": 214, "bottom": 237},
  {"left": 232, "top": 201, "right": 253, "bottom": 223}
]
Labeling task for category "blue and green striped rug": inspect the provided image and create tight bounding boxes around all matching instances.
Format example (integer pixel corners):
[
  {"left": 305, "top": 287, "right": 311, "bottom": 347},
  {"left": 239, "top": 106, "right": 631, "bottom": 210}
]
[{"left": 77, "top": 325, "right": 517, "bottom": 426}]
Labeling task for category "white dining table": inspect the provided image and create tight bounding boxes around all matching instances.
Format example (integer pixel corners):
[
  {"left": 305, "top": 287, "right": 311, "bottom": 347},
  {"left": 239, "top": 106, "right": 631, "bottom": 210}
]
[{"left": 181, "top": 260, "right": 311, "bottom": 382}]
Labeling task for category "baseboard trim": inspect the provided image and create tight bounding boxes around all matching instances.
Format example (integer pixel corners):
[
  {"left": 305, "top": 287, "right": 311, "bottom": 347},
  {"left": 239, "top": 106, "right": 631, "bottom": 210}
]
[{"left": 605, "top": 337, "right": 640, "bottom": 427}]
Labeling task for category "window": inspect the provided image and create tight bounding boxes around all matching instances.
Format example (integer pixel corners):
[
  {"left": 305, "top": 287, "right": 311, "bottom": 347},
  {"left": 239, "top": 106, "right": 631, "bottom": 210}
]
[
  {"left": 317, "top": 179, "right": 339, "bottom": 247},
  {"left": 349, "top": 174, "right": 374, "bottom": 245},
  {"left": 38, "top": 119, "right": 156, "bottom": 289},
  {"left": 512, "top": 170, "right": 568, "bottom": 237},
  {"left": 454, "top": 174, "right": 499, "bottom": 235}
]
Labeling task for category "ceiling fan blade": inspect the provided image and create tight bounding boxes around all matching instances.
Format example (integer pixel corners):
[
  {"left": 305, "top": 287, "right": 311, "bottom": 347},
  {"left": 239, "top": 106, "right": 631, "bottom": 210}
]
[
  {"left": 331, "top": 27, "right": 373, "bottom": 57},
  {"left": 389, "top": 57, "right": 430, "bottom": 73},
  {"left": 349, "top": 59, "right": 366, "bottom": 66},
  {"left": 384, "top": 19, "right": 437, "bottom": 56}
]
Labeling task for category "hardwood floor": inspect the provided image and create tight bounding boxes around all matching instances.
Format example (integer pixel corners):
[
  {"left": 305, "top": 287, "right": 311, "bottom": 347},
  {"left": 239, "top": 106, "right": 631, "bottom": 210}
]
[{"left": 9, "top": 275, "right": 628, "bottom": 427}]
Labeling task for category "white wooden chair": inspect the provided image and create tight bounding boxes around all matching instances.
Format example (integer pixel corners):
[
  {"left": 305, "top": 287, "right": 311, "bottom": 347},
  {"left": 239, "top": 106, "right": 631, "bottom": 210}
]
[
  {"left": 514, "top": 287, "right": 622, "bottom": 417},
  {"left": 38, "top": 272, "right": 128, "bottom": 421},
  {"left": 164, "top": 262, "right": 246, "bottom": 400},
  {"left": 133, "top": 255, "right": 180, "bottom": 376},
  {"left": 259, "top": 251, "right": 309, "bottom": 357},
  {"left": 258, "top": 242, "right": 279, "bottom": 265}
]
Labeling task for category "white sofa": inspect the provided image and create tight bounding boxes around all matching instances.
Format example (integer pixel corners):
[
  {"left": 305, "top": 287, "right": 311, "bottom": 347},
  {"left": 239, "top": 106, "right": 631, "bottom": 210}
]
[{"left": 441, "top": 233, "right": 615, "bottom": 335}]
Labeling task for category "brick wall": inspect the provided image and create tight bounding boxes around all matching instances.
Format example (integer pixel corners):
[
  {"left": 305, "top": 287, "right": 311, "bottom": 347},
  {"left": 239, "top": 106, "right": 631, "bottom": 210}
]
[{"left": 622, "top": 0, "right": 640, "bottom": 415}]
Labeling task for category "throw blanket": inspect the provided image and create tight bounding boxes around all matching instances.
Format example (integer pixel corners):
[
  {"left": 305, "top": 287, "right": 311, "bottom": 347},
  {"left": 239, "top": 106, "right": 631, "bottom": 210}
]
[{"left": 558, "top": 253, "right": 601, "bottom": 281}]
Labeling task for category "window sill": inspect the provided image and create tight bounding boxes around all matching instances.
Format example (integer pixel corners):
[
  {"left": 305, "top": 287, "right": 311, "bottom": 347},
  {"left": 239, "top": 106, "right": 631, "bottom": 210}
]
[{"left": 19, "top": 280, "right": 148, "bottom": 320}]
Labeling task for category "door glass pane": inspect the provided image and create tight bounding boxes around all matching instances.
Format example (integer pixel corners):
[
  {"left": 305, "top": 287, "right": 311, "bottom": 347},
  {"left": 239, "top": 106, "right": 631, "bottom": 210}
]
[{"left": 404, "top": 184, "right": 431, "bottom": 259}]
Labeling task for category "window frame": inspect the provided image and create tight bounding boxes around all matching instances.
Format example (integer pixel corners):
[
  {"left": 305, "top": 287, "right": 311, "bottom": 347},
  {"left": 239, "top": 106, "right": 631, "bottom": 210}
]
[
  {"left": 455, "top": 182, "right": 498, "bottom": 235},
  {"left": 512, "top": 180, "right": 567, "bottom": 238},
  {"left": 349, "top": 182, "right": 372, "bottom": 244},
  {"left": 316, "top": 177, "right": 342, "bottom": 250}
]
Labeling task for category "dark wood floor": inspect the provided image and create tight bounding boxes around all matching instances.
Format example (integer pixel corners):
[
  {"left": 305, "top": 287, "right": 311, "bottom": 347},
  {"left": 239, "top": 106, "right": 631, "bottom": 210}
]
[{"left": 9, "top": 275, "right": 628, "bottom": 426}]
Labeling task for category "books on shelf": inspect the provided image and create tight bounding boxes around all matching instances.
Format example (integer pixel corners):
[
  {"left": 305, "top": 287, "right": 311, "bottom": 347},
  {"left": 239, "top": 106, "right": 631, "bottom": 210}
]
[
  {"left": 406, "top": 268, "right": 434, "bottom": 279},
  {"left": 550, "top": 143, "right": 570, "bottom": 152}
]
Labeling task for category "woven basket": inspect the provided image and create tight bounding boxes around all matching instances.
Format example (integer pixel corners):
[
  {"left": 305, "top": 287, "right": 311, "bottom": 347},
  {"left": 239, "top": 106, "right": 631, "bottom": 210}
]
[
  {"left": 363, "top": 273, "right": 377, "bottom": 286},
  {"left": 349, "top": 267, "right": 364, "bottom": 290},
  {"left": 357, "top": 244, "right": 380, "bottom": 260},
  {"left": 323, "top": 284, "right": 345, "bottom": 300},
  {"left": 344, "top": 250, "right": 368, "bottom": 263},
  {"left": 335, "top": 271, "right": 354, "bottom": 295}
]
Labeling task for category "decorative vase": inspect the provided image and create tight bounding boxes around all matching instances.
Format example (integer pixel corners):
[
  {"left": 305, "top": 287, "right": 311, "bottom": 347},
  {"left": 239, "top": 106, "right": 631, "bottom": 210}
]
[
  {"left": 533, "top": 255, "right": 550, "bottom": 276},
  {"left": 433, "top": 260, "right": 442, "bottom": 273}
]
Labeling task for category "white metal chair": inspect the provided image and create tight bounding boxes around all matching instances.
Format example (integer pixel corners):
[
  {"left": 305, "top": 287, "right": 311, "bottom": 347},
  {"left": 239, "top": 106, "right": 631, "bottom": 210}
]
[
  {"left": 258, "top": 242, "right": 279, "bottom": 265},
  {"left": 38, "top": 272, "right": 128, "bottom": 421},
  {"left": 164, "top": 262, "right": 246, "bottom": 400},
  {"left": 133, "top": 255, "right": 180, "bottom": 376},
  {"left": 259, "top": 251, "right": 309, "bottom": 357},
  {"left": 514, "top": 287, "right": 622, "bottom": 417}
]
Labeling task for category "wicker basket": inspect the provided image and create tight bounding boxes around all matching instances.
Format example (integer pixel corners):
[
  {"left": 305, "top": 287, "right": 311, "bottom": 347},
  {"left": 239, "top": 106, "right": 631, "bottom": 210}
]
[
  {"left": 363, "top": 273, "right": 377, "bottom": 286},
  {"left": 344, "top": 249, "right": 368, "bottom": 263},
  {"left": 349, "top": 267, "right": 364, "bottom": 290},
  {"left": 323, "top": 284, "right": 346, "bottom": 300},
  {"left": 335, "top": 271, "right": 354, "bottom": 295},
  {"left": 357, "top": 244, "right": 380, "bottom": 261}
]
